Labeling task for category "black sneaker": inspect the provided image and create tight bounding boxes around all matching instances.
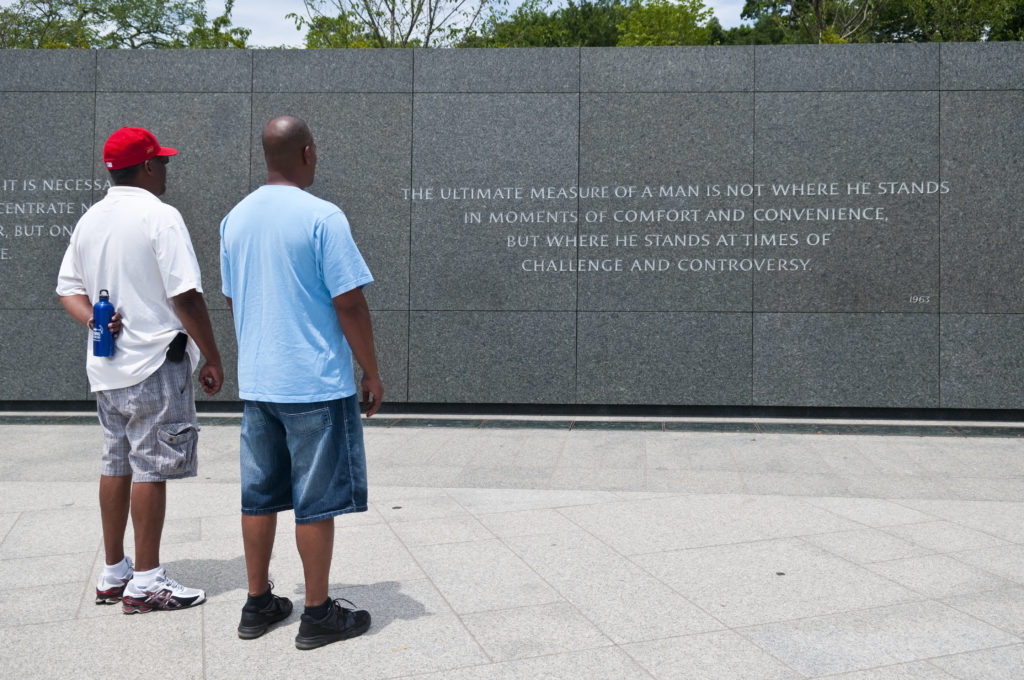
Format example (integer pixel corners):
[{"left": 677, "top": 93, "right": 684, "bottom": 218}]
[
  {"left": 294, "top": 598, "right": 371, "bottom": 650},
  {"left": 237, "top": 585, "right": 294, "bottom": 639}
]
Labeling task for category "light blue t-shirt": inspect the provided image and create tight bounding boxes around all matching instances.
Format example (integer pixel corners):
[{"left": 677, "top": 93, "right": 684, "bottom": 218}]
[{"left": 220, "top": 185, "right": 373, "bottom": 402}]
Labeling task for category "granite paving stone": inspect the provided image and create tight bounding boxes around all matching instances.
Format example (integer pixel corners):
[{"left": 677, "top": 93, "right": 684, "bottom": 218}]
[
  {"left": 816, "top": 662, "right": 957, "bottom": 679},
  {"left": 926, "top": 644, "right": 1024, "bottom": 680},
  {"left": 942, "top": 586, "right": 1024, "bottom": 640},
  {"left": 801, "top": 528, "right": 934, "bottom": 564},
  {"left": 505, "top": 530, "right": 725, "bottom": 643},
  {"left": 947, "top": 477, "right": 1024, "bottom": 503},
  {"left": 897, "top": 501, "right": 1024, "bottom": 543},
  {"left": 0, "top": 512, "right": 18, "bottom": 541},
  {"left": 407, "top": 539, "right": 561, "bottom": 614},
  {"left": 3, "top": 420, "right": 1024, "bottom": 679},
  {"left": 557, "top": 494, "right": 861, "bottom": 555},
  {"left": 369, "top": 465, "right": 465, "bottom": 489},
  {"left": 451, "top": 466, "right": 556, "bottom": 489},
  {"left": 0, "top": 609, "right": 205, "bottom": 679},
  {"left": 459, "top": 601, "right": 613, "bottom": 661},
  {"left": 644, "top": 468, "right": 749, "bottom": 494},
  {"left": 842, "top": 475, "right": 956, "bottom": 501},
  {"left": 865, "top": 554, "right": 1014, "bottom": 599},
  {"left": 950, "top": 546, "right": 1024, "bottom": 586},
  {"left": 741, "top": 601, "right": 1021, "bottom": 678},
  {"left": 443, "top": 487, "right": 620, "bottom": 514},
  {"left": 635, "top": 538, "right": 920, "bottom": 628},
  {"left": 883, "top": 521, "right": 1010, "bottom": 553},
  {"left": 475, "top": 508, "right": 581, "bottom": 538},
  {"left": 0, "top": 582, "right": 85, "bottom": 628},
  {"left": 0, "top": 507, "right": 100, "bottom": 559},
  {"left": 371, "top": 493, "right": 472, "bottom": 524},
  {"left": 406, "top": 647, "right": 653, "bottom": 680},
  {"left": 388, "top": 515, "right": 495, "bottom": 547},
  {"left": 547, "top": 466, "right": 646, "bottom": 492},
  {"left": 622, "top": 630, "right": 801, "bottom": 680}
]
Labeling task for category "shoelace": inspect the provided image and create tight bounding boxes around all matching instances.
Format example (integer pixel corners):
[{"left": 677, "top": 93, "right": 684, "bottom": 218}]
[
  {"left": 155, "top": 572, "right": 187, "bottom": 593},
  {"left": 331, "top": 598, "right": 358, "bottom": 613}
]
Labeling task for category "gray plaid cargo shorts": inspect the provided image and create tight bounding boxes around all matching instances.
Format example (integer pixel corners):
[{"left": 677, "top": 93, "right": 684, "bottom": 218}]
[{"left": 96, "top": 358, "right": 199, "bottom": 482}]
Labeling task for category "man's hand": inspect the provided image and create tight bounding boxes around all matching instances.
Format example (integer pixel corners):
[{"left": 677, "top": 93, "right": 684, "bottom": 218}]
[
  {"left": 108, "top": 311, "right": 122, "bottom": 338},
  {"left": 87, "top": 311, "right": 122, "bottom": 337},
  {"left": 361, "top": 373, "right": 384, "bottom": 417},
  {"left": 199, "top": 361, "right": 223, "bottom": 396}
]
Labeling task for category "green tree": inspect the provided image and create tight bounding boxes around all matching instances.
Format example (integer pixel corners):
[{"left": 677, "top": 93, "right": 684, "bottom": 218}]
[
  {"left": 182, "top": 0, "right": 250, "bottom": 48},
  {"left": 870, "top": 0, "right": 1023, "bottom": 42},
  {"left": 0, "top": 0, "right": 94, "bottom": 48},
  {"left": 617, "top": 0, "right": 712, "bottom": 45},
  {"left": 557, "top": 0, "right": 627, "bottom": 45},
  {"left": 989, "top": 0, "right": 1024, "bottom": 39},
  {"left": 461, "top": 0, "right": 627, "bottom": 47},
  {"left": 95, "top": 0, "right": 204, "bottom": 48},
  {"left": 707, "top": 15, "right": 795, "bottom": 44},
  {"left": 0, "top": 0, "right": 252, "bottom": 49},
  {"left": 290, "top": 0, "right": 492, "bottom": 47},
  {"left": 289, "top": 10, "right": 375, "bottom": 47},
  {"left": 460, "top": 0, "right": 561, "bottom": 46},
  {"left": 740, "top": 0, "right": 873, "bottom": 43}
]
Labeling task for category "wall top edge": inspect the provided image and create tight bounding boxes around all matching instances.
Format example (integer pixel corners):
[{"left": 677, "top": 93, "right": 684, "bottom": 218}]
[{"left": 1, "top": 44, "right": 1021, "bottom": 93}]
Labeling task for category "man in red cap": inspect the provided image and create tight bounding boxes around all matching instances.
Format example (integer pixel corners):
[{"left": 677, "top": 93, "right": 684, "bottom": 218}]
[{"left": 57, "top": 126, "right": 224, "bottom": 614}]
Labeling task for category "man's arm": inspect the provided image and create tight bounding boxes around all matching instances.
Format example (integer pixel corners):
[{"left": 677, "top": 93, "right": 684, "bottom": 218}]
[
  {"left": 172, "top": 289, "right": 223, "bottom": 396},
  {"left": 58, "top": 294, "right": 121, "bottom": 336},
  {"left": 332, "top": 287, "right": 384, "bottom": 417}
]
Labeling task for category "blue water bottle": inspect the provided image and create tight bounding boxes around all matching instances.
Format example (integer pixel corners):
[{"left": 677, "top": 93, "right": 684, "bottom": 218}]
[{"left": 93, "top": 289, "right": 115, "bottom": 357}]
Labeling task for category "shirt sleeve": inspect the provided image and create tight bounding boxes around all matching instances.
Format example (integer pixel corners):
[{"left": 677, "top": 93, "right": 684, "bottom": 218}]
[
  {"left": 153, "top": 206, "right": 203, "bottom": 298},
  {"left": 316, "top": 210, "right": 373, "bottom": 298},
  {"left": 55, "top": 231, "right": 87, "bottom": 297},
  {"left": 219, "top": 215, "right": 232, "bottom": 299}
]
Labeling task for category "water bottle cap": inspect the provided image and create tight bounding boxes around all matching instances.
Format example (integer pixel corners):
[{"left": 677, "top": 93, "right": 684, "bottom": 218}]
[{"left": 99, "top": 289, "right": 109, "bottom": 299}]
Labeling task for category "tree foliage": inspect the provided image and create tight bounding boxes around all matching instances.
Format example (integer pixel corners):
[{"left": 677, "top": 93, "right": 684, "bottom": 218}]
[
  {"left": 290, "top": 0, "right": 491, "bottom": 48},
  {"left": 182, "top": 0, "right": 252, "bottom": 48},
  {"left": 0, "top": 0, "right": 250, "bottom": 49},
  {"left": 0, "top": 0, "right": 94, "bottom": 48},
  {"left": 736, "top": 1, "right": 873, "bottom": 43},
  {"left": 870, "top": 0, "right": 1023, "bottom": 42},
  {"left": 462, "top": 0, "right": 716, "bottom": 47},
  {"left": 617, "top": 0, "right": 712, "bottom": 46}
]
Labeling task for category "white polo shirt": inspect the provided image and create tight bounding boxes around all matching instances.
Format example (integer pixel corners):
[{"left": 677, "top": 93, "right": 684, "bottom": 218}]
[{"left": 57, "top": 185, "right": 203, "bottom": 392}]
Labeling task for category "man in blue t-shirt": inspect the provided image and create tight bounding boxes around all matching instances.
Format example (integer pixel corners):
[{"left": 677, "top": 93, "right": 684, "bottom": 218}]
[{"left": 220, "top": 115, "right": 384, "bottom": 650}]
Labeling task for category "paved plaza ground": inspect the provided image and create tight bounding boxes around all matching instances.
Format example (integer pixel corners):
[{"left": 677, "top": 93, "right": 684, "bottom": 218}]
[{"left": 3, "top": 413, "right": 1024, "bottom": 679}]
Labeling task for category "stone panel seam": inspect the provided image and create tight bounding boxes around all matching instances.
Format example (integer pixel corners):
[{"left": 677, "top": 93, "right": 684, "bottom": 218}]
[
  {"left": 750, "top": 47, "right": 757, "bottom": 406},
  {"left": 575, "top": 47, "right": 582, "bottom": 405},
  {"left": 248, "top": 49, "right": 254, "bottom": 200},
  {"left": 407, "top": 50, "right": 417, "bottom": 403},
  {"left": 938, "top": 43, "right": 945, "bottom": 408}
]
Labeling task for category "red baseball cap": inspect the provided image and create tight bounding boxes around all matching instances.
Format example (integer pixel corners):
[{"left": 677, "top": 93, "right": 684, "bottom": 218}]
[{"left": 103, "top": 127, "right": 177, "bottom": 170}]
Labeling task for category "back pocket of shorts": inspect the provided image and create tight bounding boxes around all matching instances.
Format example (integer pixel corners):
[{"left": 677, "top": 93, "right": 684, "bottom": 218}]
[
  {"left": 282, "top": 407, "right": 331, "bottom": 437},
  {"left": 156, "top": 422, "right": 198, "bottom": 475}
]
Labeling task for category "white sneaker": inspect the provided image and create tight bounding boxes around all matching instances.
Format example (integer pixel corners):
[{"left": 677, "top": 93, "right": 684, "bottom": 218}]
[
  {"left": 121, "top": 568, "right": 206, "bottom": 614},
  {"left": 96, "top": 556, "right": 133, "bottom": 605}
]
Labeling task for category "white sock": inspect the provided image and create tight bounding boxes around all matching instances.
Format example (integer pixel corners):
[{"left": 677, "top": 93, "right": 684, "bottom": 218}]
[
  {"left": 131, "top": 565, "right": 164, "bottom": 589},
  {"left": 103, "top": 556, "right": 132, "bottom": 579}
]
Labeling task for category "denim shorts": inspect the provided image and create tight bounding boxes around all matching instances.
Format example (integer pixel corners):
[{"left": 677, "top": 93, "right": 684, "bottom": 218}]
[
  {"left": 240, "top": 395, "right": 368, "bottom": 524},
  {"left": 96, "top": 358, "right": 199, "bottom": 483}
]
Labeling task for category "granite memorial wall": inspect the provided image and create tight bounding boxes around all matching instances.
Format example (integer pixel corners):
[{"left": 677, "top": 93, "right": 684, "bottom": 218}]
[{"left": 1, "top": 45, "right": 1022, "bottom": 410}]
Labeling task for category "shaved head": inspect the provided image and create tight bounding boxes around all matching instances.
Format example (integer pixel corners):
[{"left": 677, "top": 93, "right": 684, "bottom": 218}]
[
  {"left": 262, "top": 115, "right": 312, "bottom": 162},
  {"left": 261, "top": 115, "right": 317, "bottom": 188}
]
